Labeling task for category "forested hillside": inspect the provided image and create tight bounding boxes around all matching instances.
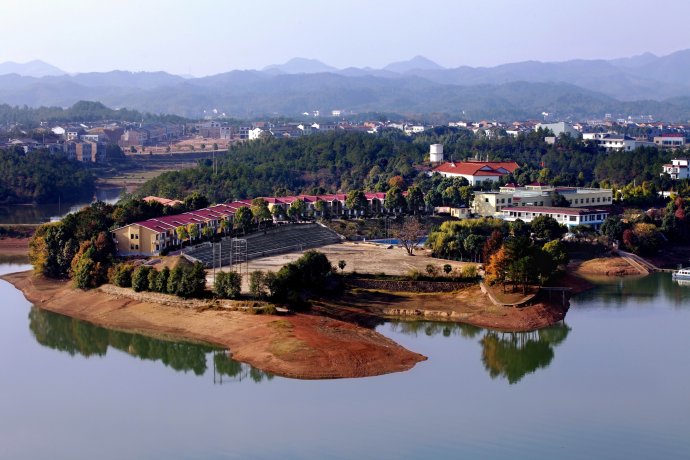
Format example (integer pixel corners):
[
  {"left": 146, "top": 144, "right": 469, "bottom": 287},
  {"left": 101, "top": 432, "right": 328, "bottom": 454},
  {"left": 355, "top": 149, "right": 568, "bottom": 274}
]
[
  {"left": 137, "top": 129, "right": 680, "bottom": 203},
  {"left": 0, "top": 148, "right": 95, "bottom": 204}
]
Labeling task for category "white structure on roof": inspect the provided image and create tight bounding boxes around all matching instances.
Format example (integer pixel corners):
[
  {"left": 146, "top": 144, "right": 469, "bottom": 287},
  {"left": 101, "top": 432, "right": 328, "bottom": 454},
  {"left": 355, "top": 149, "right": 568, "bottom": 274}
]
[
  {"left": 662, "top": 158, "right": 690, "bottom": 180},
  {"left": 429, "top": 144, "right": 444, "bottom": 163}
]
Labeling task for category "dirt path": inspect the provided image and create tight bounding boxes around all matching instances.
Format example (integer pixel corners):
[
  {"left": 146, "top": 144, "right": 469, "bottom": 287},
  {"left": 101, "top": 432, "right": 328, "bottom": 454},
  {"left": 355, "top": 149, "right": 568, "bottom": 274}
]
[{"left": 2, "top": 271, "right": 425, "bottom": 380}]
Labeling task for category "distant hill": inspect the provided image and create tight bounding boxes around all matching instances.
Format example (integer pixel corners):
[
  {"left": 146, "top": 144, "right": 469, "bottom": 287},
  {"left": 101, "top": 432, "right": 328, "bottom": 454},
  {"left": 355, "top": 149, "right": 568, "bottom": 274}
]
[
  {"left": 0, "top": 60, "right": 66, "bottom": 77},
  {"left": 2, "top": 51, "right": 690, "bottom": 120},
  {"left": 263, "top": 58, "right": 337, "bottom": 74},
  {"left": 383, "top": 55, "right": 445, "bottom": 73}
]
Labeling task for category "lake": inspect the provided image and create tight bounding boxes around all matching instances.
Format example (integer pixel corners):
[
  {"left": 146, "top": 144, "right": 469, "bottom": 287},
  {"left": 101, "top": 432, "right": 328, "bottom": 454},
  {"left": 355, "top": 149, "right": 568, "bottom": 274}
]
[
  {"left": 1, "top": 263, "right": 689, "bottom": 459},
  {"left": 0, "top": 187, "right": 123, "bottom": 225}
]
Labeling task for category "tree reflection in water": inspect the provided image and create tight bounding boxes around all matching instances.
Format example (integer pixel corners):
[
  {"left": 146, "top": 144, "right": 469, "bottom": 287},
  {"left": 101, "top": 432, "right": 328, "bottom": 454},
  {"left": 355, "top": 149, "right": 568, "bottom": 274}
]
[
  {"left": 389, "top": 320, "right": 570, "bottom": 384},
  {"left": 28, "top": 307, "right": 272, "bottom": 383}
]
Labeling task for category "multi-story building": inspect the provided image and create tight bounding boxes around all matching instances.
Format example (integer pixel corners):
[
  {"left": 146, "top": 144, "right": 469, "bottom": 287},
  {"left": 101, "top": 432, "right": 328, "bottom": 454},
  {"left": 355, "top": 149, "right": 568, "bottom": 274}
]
[
  {"left": 654, "top": 134, "right": 686, "bottom": 149},
  {"left": 472, "top": 183, "right": 613, "bottom": 217},
  {"left": 583, "top": 133, "right": 638, "bottom": 151},
  {"left": 501, "top": 206, "right": 610, "bottom": 230},
  {"left": 662, "top": 158, "right": 690, "bottom": 180}
]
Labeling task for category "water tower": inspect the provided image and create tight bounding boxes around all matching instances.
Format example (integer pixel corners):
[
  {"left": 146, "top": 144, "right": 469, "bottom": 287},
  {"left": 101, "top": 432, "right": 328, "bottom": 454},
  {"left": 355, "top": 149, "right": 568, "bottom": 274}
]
[{"left": 429, "top": 144, "right": 444, "bottom": 163}]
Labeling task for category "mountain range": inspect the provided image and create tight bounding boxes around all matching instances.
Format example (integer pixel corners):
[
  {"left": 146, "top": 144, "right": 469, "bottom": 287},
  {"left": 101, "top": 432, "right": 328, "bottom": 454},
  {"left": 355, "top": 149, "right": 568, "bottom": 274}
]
[{"left": 1, "top": 51, "right": 690, "bottom": 121}]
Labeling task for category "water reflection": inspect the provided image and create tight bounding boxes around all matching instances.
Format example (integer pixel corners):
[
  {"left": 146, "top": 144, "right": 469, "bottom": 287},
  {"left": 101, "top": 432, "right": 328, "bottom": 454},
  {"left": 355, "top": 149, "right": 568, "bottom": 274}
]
[
  {"left": 0, "top": 187, "right": 123, "bottom": 224},
  {"left": 575, "top": 272, "right": 690, "bottom": 308},
  {"left": 28, "top": 306, "right": 272, "bottom": 383},
  {"left": 389, "top": 320, "right": 570, "bottom": 384}
]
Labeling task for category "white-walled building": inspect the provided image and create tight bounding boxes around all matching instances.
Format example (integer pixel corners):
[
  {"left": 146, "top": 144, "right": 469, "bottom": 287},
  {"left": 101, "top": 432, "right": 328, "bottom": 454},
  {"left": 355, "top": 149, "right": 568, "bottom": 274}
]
[
  {"left": 432, "top": 161, "right": 519, "bottom": 186},
  {"left": 662, "top": 158, "right": 690, "bottom": 180},
  {"left": 536, "top": 122, "right": 580, "bottom": 138},
  {"left": 501, "top": 206, "right": 610, "bottom": 230},
  {"left": 583, "top": 133, "right": 638, "bottom": 152}
]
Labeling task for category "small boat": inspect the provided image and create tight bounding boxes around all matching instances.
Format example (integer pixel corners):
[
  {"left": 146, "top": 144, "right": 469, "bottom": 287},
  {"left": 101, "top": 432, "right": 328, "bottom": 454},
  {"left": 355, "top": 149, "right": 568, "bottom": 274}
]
[{"left": 672, "top": 268, "right": 690, "bottom": 280}]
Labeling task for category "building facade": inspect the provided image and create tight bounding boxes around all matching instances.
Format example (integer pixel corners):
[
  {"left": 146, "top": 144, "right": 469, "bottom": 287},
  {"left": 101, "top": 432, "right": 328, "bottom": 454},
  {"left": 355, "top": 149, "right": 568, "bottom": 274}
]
[
  {"left": 432, "top": 161, "right": 520, "bottom": 185},
  {"left": 501, "top": 206, "right": 610, "bottom": 230},
  {"left": 662, "top": 158, "right": 690, "bottom": 180}
]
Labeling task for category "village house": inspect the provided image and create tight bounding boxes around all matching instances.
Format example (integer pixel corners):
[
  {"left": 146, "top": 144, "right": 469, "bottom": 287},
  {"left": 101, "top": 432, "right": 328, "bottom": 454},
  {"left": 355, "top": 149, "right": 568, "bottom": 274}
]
[{"left": 661, "top": 158, "right": 690, "bottom": 180}]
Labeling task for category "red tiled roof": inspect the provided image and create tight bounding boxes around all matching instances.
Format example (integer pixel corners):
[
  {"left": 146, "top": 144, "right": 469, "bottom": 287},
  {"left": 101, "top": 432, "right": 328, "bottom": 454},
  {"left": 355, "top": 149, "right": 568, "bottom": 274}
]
[{"left": 433, "top": 161, "right": 519, "bottom": 176}]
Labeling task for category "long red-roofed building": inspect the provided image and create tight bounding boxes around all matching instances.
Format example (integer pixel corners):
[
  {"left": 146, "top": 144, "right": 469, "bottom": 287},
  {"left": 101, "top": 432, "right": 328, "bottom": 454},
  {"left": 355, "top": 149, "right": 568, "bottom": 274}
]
[{"left": 432, "top": 160, "right": 519, "bottom": 185}]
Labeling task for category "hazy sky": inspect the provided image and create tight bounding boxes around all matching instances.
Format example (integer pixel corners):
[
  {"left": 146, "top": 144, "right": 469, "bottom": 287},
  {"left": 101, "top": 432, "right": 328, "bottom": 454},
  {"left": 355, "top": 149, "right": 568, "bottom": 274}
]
[{"left": 1, "top": 0, "right": 689, "bottom": 76}]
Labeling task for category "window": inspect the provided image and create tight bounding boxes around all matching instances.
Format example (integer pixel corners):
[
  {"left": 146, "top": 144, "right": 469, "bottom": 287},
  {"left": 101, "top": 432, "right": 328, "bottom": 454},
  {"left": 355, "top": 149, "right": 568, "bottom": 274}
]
[
  {"left": 135, "top": 244, "right": 139, "bottom": 250},
  {"left": 569, "top": 216, "right": 576, "bottom": 222},
  {"left": 135, "top": 234, "right": 139, "bottom": 240},
  {"left": 508, "top": 198, "right": 512, "bottom": 203},
  {"left": 485, "top": 198, "right": 489, "bottom": 203},
  {"left": 130, "top": 244, "right": 134, "bottom": 250},
  {"left": 130, "top": 233, "right": 134, "bottom": 239}
]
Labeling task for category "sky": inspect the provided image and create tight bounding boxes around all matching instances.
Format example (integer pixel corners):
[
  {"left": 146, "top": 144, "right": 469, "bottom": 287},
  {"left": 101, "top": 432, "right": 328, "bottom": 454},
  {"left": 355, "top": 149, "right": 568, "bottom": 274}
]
[{"left": 1, "top": 0, "right": 689, "bottom": 76}]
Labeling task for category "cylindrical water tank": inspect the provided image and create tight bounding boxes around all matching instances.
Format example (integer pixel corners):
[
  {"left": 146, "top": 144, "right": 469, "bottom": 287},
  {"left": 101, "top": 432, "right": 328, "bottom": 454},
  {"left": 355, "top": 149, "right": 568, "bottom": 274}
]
[{"left": 430, "top": 144, "right": 443, "bottom": 154}]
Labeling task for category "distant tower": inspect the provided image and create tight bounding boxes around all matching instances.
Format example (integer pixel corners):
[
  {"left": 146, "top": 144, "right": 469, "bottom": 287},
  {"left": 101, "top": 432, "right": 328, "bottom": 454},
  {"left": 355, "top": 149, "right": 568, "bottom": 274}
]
[{"left": 429, "top": 144, "right": 444, "bottom": 163}]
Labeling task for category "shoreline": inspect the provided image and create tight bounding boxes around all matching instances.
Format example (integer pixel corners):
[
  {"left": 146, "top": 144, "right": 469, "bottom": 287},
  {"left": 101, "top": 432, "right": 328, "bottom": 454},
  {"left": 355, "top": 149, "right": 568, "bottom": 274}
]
[
  {"left": 2, "top": 270, "right": 426, "bottom": 380},
  {"left": 1, "top": 253, "right": 649, "bottom": 379}
]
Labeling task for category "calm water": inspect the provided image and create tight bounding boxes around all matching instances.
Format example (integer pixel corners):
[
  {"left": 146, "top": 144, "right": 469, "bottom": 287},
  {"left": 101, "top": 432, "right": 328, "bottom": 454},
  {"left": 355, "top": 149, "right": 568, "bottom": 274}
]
[
  {"left": 1, "top": 263, "right": 689, "bottom": 459},
  {"left": 0, "top": 187, "right": 123, "bottom": 224}
]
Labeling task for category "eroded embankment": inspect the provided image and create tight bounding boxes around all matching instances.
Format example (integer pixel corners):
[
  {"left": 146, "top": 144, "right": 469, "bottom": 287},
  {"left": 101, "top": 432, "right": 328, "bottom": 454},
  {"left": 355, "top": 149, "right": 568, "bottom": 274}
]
[
  {"left": 2, "top": 271, "right": 426, "bottom": 380},
  {"left": 314, "top": 284, "right": 569, "bottom": 332}
]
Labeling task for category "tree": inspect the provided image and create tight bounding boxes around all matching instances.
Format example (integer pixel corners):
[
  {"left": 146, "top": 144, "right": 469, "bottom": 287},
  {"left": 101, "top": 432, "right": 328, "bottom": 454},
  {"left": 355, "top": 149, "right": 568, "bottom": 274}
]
[
  {"left": 154, "top": 266, "right": 170, "bottom": 292},
  {"left": 443, "top": 264, "right": 452, "bottom": 275},
  {"left": 463, "top": 234, "right": 485, "bottom": 262},
  {"left": 176, "top": 226, "right": 188, "bottom": 247},
  {"left": 131, "top": 265, "right": 152, "bottom": 292},
  {"left": 338, "top": 260, "right": 347, "bottom": 273},
  {"left": 483, "top": 230, "right": 503, "bottom": 262},
  {"left": 184, "top": 192, "right": 209, "bottom": 211},
  {"left": 109, "top": 263, "right": 134, "bottom": 287},
  {"left": 147, "top": 268, "right": 160, "bottom": 291},
  {"left": 530, "top": 215, "right": 566, "bottom": 241},
  {"left": 220, "top": 218, "right": 231, "bottom": 236},
  {"left": 187, "top": 223, "right": 199, "bottom": 243},
  {"left": 214, "top": 271, "right": 242, "bottom": 299},
  {"left": 406, "top": 186, "right": 425, "bottom": 215},
  {"left": 388, "top": 175, "right": 405, "bottom": 189},
  {"left": 345, "top": 190, "right": 367, "bottom": 216},
  {"left": 251, "top": 198, "right": 272, "bottom": 229},
  {"left": 249, "top": 271, "right": 266, "bottom": 298},
  {"left": 395, "top": 217, "right": 425, "bottom": 256},
  {"left": 234, "top": 206, "right": 253, "bottom": 233},
  {"left": 287, "top": 199, "right": 305, "bottom": 221},
  {"left": 71, "top": 244, "right": 97, "bottom": 290},
  {"left": 485, "top": 246, "right": 509, "bottom": 291},
  {"left": 601, "top": 215, "right": 625, "bottom": 243},
  {"left": 202, "top": 225, "right": 215, "bottom": 240},
  {"left": 543, "top": 240, "right": 569, "bottom": 267},
  {"left": 385, "top": 187, "right": 406, "bottom": 213},
  {"left": 313, "top": 200, "right": 329, "bottom": 219}
]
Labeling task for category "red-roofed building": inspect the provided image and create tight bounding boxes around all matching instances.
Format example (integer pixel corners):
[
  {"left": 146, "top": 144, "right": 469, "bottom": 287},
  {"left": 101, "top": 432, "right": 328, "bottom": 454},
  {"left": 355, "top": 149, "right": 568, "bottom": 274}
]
[{"left": 432, "top": 160, "right": 519, "bottom": 185}]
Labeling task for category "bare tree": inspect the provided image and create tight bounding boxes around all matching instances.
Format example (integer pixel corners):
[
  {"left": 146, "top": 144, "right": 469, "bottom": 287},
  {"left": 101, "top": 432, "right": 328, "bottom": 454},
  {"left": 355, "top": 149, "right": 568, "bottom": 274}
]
[{"left": 395, "top": 217, "right": 425, "bottom": 256}]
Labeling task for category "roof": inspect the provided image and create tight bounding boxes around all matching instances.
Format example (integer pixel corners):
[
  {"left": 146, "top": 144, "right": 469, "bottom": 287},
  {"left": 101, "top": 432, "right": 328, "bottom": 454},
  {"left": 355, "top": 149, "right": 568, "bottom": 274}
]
[
  {"left": 502, "top": 206, "right": 611, "bottom": 216},
  {"left": 433, "top": 161, "right": 519, "bottom": 177},
  {"left": 143, "top": 196, "right": 184, "bottom": 207}
]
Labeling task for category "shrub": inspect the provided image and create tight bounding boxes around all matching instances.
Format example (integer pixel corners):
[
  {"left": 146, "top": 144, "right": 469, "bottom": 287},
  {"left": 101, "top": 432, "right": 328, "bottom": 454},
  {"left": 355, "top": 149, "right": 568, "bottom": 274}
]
[
  {"left": 249, "top": 271, "right": 266, "bottom": 298},
  {"left": 109, "top": 263, "right": 134, "bottom": 288},
  {"left": 154, "top": 266, "right": 170, "bottom": 293},
  {"left": 147, "top": 268, "right": 160, "bottom": 291},
  {"left": 443, "top": 264, "right": 452, "bottom": 275},
  {"left": 460, "top": 265, "right": 478, "bottom": 279},
  {"left": 425, "top": 264, "right": 438, "bottom": 276},
  {"left": 167, "top": 266, "right": 183, "bottom": 295},
  {"left": 214, "top": 271, "right": 242, "bottom": 299},
  {"left": 132, "top": 266, "right": 152, "bottom": 292}
]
